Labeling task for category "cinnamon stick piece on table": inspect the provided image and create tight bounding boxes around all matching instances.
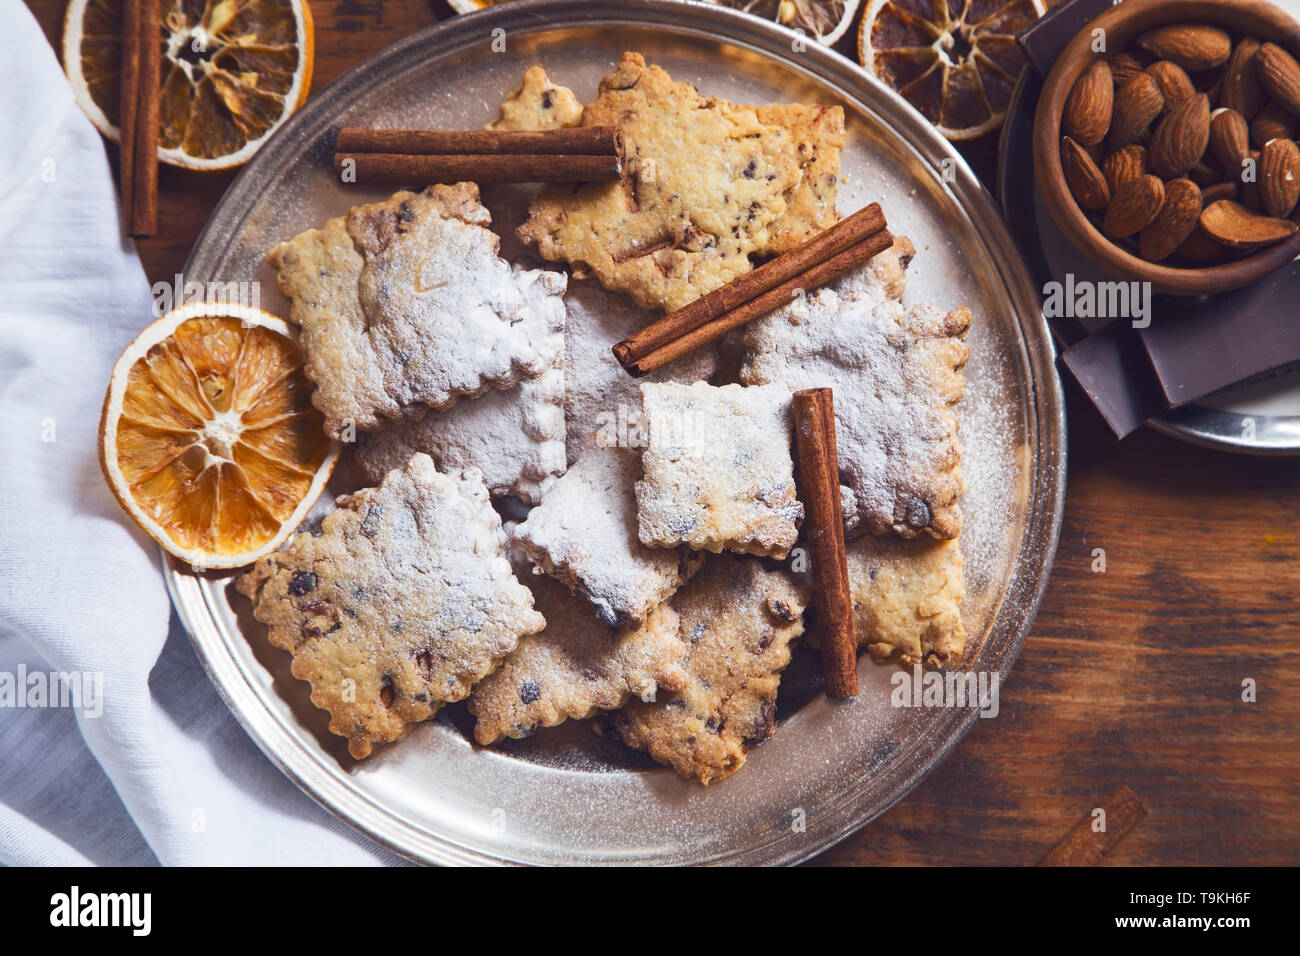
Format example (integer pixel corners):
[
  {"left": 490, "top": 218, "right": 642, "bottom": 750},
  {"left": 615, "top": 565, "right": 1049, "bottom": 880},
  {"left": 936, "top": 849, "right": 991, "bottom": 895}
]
[
  {"left": 1038, "top": 785, "right": 1148, "bottom": 866},
  {"left": 126, "top": 0, "right": 160, "bottom": 236},
  {"left": 792, "top": 388, "right": 858, "bottom": 699},
  {"left": 333, "top": 126, "right": 623, "bottom": 186},
  {"left": 613, "top": 203, "right": 892, "bottom": 377}
]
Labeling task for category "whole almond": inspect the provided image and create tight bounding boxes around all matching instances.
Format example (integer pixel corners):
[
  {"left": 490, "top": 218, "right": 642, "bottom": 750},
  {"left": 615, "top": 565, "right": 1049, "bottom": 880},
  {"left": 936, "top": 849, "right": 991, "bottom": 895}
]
[
  {"left": 1251, "top": 100, "right": 1298, "bottom": 148},
  {"left": 1201, "top": 199, "right": 1298, "bottom": 247},
  {"left": 1139, "top": 178, "right": 1203, "bottom": 260},
  {"left": 1173, "top": 226, "right": 1229, "bottom": 260},
  {"left": 1259, "top": 137, "right": 1300, "bottom": 217},
  {"left": 1137, "top": 24, "right": 1232, "bottom": 72},
  {"left": 1255, "top": 43, "right": 1300, "bottom": 115},
  {"left": 1102, "top": 144, "right": 1147, "bottom": 193},
  {"left": 1110, "top": 52, "right": 1149, "bottom": 89},
  {"left": 1103, "top": 174, "right": 1165, "bottom": 237},
  {"left": 1146, "top": 60, "right": 1196, "bottom": 114},
  {"left": 1061, "top": 135, "right": 1111, "bottom": 210},
  {"left": 1108, "top": 73, "right": 1165, "bottom": 149},
  {"left": 1149, "top": 93, "right": 1211, "bottom": 178},
  {"left": 1201, "top": 180, "right": 1239, "bottom": 204},
  {"left": 1064, "top": 60, "right": 1114, "bottom": 145},
  {"left": 1209, "top": 107, "right": 1250, "bottom": 171},
  {"left": 1222, "top": 38, "right": 1264, "bottom": 118}
]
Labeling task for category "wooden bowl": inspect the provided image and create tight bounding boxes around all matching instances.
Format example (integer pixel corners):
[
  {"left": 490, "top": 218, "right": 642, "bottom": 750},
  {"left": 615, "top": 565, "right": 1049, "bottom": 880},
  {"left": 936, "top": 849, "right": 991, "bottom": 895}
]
[{"left": 1033, "top": 0, "right": 1300, "bottom": 296}]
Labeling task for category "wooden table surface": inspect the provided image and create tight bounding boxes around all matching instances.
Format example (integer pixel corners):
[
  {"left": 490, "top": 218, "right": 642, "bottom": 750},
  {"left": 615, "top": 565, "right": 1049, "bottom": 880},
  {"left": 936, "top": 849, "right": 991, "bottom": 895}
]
[{"left": 29, "top": 0, "right": 1299, "bottom": 866}]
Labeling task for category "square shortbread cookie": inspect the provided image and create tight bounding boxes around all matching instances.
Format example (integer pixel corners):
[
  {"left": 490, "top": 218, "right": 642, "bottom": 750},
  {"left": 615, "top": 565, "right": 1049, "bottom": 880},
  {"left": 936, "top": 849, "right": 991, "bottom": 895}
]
[
  {"left": 351, "top": 266, "right": 567, "bottom": 503},
  {"left": 236, "top": 454, "right": 543, "bottom": 759},
  {"left": 635, "top": 382, "right": 803, "bottom": 558},
  {"left": 268, "top": 183, "right": 560, "bottom": 438}
]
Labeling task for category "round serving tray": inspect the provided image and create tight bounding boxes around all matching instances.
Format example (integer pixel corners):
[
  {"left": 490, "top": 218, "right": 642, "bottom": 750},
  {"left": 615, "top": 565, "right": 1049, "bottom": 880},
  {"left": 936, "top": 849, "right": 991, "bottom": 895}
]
[{"left": 168, "top": 0, "right": 1066, "bottom": 865}]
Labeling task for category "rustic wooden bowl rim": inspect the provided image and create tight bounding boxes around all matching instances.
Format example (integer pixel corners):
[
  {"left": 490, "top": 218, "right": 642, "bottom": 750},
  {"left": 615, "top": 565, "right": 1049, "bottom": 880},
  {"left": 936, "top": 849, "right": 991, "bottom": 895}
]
[{"left": 1032, "top": 0, "right": 1300, "bottom": 296}]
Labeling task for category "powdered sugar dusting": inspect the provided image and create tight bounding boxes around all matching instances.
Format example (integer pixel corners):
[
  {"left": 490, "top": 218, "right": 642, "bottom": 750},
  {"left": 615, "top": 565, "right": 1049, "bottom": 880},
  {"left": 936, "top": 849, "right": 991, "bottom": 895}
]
[{"left": 738, "top": 246, "right": 969, "bottom": 539}]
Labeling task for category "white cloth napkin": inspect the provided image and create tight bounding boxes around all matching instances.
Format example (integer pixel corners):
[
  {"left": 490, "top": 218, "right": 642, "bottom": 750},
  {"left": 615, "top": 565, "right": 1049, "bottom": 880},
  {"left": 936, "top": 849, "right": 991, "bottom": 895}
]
[{"left": 0, "top": 0, "right": 401, "bottom": 866}]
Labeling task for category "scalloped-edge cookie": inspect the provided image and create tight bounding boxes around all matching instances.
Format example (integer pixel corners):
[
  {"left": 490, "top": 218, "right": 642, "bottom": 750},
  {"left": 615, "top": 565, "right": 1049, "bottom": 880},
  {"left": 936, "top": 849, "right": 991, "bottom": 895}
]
[
  {"left": 467, "top": 575, "right": 688, "bottom": 745},
  {"left": 513, "top": 443, "right": 701, "bottom": 628},
  {"left": 755, "top": 103, "right": 846, "bottom": 254},
  {"left": 849, "top": 535, "right": 966, "bottom": 666},
  {"left": 487, "top": 66, "right": 584, "bottom": 131},
  {"left": 739, "top": 252, "right": 970, "bottom": 539},
  {"left": 268, "top": 183, "right": 558, "bottom": 438},
  {"left": 635, "top": 382, "right": 803, "bottom": 558},
  {"left": 605, "top": 555, "right": 808, "bottom": 785},
  {"left": 517, "top": 52, "right": 803, "bottom": 313},
  {"left": 351, "top": 266, "right": 568, "bottom": 503},
  {"left": 236, "top": 454, "right": 544, "bottom": 759},
  {"left": 804, "top": 535, "right": 966, "bottom": 667}
]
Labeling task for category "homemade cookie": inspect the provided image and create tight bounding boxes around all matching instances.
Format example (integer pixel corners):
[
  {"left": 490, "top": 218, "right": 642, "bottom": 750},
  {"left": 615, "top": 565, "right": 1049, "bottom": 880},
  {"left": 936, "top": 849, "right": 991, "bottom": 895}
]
[
  {"left": 755, "top": 103, "right": 846, "bottom": 254},
  {"left": 351, "top": 266, "right": 567, "bottom": 503},
  {"left": 739, "top": 258, "right": 971, "bottom": 539},
  {"left": 236, "top": 454, "right": 544, "bottom": 759},
  {"left": 846, "top": 535, "right": 966, "bottom": 667},
  {"left": 607, "top": 555, "right": 807, "bottom": 785},
  {"left": 487, "top": 66, "right": 583, "bottom": 131},
  {"left": 467, "top": 575, "right": 688, "bottom": 745},
  {"left": 517, "top": 52, "right": 803, "bottom": 313},
  {"left": 513, "top": 443, "right": 700, "bottom": 628},
  {"left": 563, "top": 281, "right": 718, "bottom": 462},
  {"left": 635, "top": 382, "right": 803, "bottom": 558},
  {"left": 269, "top": 183, "right": 560, "bottom": 438}
]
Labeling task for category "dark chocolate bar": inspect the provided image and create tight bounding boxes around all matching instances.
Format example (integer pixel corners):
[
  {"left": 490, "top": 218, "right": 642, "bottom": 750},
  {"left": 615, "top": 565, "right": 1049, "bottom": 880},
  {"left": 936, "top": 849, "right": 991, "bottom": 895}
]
[
  {"left": 1016, "top": 0, "right": 1114, "bottom": 77},
  {"left": 1140, "top": 261, "right": 1300, "bottom": 408},
  {"left": 1060, "top": 323, "right": 1169, "bottom": 439}
]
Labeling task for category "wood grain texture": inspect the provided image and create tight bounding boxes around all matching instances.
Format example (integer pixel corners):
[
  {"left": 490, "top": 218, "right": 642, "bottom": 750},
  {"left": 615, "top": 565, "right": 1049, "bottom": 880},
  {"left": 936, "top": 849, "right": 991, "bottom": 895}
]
[{"left": 27, "top": 0, "right": 1300, "bottom": 866}]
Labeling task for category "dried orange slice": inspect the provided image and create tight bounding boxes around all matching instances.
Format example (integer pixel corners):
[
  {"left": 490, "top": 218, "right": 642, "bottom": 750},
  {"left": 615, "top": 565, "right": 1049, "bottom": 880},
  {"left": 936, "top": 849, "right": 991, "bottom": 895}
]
[
  {"left": 710, "top": 1, "right": 863, "bottom": 45},
  {"left": 99, "top": 303, "right": 339, "bottom": 569},
  {"left": 447, "top": 0, "right": 506, "bottom": 11},
  {"left": 859, "top": 0, "right": 1043, "bottom": 140},
  {"left": 63, "top": 0, "right": 314, "bottom": 171}
]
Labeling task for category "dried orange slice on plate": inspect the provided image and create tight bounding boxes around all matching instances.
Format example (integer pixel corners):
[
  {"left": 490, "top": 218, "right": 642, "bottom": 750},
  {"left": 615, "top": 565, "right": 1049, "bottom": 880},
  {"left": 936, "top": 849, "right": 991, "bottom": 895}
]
[
  {"left": 63, "top": 0, "right": 314, "bottom": 171},
  {"left": 859, "top": 0, "right": 1043, "bottom": 140},
  {"left": 709, "top": 1, "right": 863, "bottom": 45},
  {"left": 447, "top": 0, "right": 506, "bottom": 11},
  {"left": 99, "top": 303, "right": 338, "bottom": 569}
]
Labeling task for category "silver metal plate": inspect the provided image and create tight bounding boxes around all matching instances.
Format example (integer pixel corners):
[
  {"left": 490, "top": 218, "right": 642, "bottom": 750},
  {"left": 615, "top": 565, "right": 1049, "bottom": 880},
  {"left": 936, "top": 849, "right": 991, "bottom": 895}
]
[{"left": 167, "top": 0, "right": 1066, "bottom": 865}]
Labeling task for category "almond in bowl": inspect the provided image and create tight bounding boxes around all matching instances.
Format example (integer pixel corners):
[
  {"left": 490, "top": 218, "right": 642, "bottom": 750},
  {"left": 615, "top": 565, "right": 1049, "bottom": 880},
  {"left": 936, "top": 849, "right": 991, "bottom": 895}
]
[{"left": 1033, "top": 0, "right": 1300, "bottom": 295}]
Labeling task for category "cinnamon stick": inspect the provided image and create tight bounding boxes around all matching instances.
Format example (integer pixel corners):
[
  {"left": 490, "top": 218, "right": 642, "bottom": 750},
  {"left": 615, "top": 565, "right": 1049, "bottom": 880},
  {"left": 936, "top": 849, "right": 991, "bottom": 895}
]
[
  {"left": 333, "top": 126, "right": 624, "bottom": 186},
  {"left": 333, "top": 151, "right": 621, "bottom": 186},
  {"left": 118, "top": 0, "right": 141, "bottom": 227},
  {"left": 1039, "top": 785, "right": 1148, "bottom": 866},
  {"left": 336, "top": 126, "right": 622, "bottom": 157},
  {"left": 613, "top": 204, "right": 891, "bottom": 376},
  {"left": 792, "top": 388, "right": 857, "bottom": 699},
  {"left": 125, "top": 0, "right": 159, "bottom": 236}
]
